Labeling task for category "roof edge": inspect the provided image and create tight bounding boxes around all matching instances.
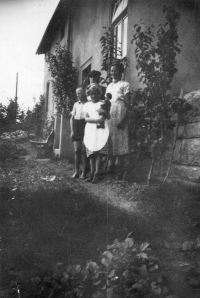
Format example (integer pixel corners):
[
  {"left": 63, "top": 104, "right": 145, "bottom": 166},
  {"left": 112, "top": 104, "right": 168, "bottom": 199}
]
[{"left": 36, "top": 0, "right": 65, "bottom": 55}]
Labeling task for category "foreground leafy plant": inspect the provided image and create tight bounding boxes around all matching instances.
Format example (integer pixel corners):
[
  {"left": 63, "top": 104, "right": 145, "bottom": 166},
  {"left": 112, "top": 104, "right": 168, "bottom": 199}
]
[
  {"left": 180, "top": 236, "right": 200, "bottom": 288},
  {"left": 10, "top": 237, "right": 170, "bottom": 298}
]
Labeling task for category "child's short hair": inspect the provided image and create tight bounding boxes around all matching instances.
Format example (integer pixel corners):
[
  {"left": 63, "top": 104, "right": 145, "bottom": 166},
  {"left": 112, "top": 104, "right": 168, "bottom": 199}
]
[
  {"left": 76, "top": 85, "right": 86, "bottom": 92},
  {"left": 88, "top": 84, "right": 102, "bottom": 96}
]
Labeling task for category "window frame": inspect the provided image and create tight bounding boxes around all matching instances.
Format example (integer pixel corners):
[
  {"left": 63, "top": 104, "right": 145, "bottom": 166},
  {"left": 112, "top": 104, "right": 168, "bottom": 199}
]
[
  {"left": 82, "top": 64, "right": 91, "bottom": 85},
  {"left": 113, "top": 11, "right": 128, "bottom": 59},
  {"left": 80, "top": 57, "right": 93, "bottom": 84}
]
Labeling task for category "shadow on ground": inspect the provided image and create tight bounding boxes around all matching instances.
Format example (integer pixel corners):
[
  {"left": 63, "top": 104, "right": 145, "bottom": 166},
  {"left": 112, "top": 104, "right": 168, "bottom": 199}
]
[{"left": 0, "top": 184, "right": 141, "bottom": 289}]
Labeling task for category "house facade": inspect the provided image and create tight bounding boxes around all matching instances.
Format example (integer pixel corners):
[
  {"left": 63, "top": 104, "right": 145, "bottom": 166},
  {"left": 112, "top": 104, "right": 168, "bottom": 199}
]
[{"left": 36, "top": 0, "right": 200, "bottom": 162}]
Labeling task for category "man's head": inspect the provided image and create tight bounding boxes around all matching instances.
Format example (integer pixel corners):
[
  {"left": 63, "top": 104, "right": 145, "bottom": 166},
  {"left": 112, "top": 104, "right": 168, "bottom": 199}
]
[
  {"left": 76, "top": 85, "right": 86, "bottom": 102},
  {"left": 88, "top": 70, "right": 101, "bottom": 84}
]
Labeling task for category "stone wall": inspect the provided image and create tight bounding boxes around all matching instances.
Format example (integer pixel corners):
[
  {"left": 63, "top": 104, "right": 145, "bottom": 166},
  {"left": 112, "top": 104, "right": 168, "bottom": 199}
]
[{"left": 154, "top": 90, "right": 200, "bottom": 184}]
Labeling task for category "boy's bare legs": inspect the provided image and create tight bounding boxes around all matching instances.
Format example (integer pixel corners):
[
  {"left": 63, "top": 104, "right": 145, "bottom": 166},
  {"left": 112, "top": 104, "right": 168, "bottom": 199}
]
[{"left": 71, "top": 141, "right": 82, "bottom": 178}]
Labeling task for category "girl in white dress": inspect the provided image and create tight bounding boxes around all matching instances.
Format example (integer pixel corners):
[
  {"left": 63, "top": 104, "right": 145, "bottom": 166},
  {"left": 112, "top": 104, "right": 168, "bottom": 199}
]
[{"left": 83, "top": 84, "right": 111, "bottom": 183}]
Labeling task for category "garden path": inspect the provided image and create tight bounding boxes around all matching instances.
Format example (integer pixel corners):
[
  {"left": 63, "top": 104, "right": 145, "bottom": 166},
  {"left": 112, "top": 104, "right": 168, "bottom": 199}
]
[{"left": 1, "top": 140, "right": 200, "bottom": 297}]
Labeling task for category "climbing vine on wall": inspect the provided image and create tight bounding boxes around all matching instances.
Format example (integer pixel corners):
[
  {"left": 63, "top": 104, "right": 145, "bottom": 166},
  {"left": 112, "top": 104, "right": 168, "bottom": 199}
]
[
  {"left": 47, "top": 43, "right": 77, "bottom": 114},
  {"left": 130, "top": 5, "right": 192, "bottom": 184},
  {"left": 100, "top": 27, "right": 128, "bottom": 83}
]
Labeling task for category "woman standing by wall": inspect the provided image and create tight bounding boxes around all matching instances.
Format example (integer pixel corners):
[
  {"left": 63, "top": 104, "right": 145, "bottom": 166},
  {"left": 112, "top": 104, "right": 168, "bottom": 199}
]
[{"left": 106, "top": 61, "right": 130, "bottom": 179}]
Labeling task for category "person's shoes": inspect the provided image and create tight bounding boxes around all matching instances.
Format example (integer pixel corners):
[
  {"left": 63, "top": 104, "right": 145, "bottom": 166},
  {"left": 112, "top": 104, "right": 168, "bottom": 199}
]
[
  {"left": 71, "top": 173, "right": 79, "bottom": 179},
  {"left": 80, "top": 175, "right": 86, "bottom": 180},
  {"left": 92, "top": 174, "right": 100, "bottom": 184},
  {"left": 85, "top": 173, "right": 94, "bottom": 182}
]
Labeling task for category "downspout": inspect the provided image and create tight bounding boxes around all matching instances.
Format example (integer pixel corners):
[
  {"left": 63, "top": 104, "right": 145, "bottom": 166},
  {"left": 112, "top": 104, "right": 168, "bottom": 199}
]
[{"left": 67, "top": 12, "right": 73, "bottom": 51}]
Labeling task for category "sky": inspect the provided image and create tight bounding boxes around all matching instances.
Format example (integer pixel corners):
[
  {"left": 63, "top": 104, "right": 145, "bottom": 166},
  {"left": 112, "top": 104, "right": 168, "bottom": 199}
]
[{"left": 0, "top": 0, "right": 59, "bottom": 111}]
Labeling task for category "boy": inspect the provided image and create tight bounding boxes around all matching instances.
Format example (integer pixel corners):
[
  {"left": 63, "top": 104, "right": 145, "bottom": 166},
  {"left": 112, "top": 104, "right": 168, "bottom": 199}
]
[
  {"left": 70, "top": 86, "right": 87, "bottom": 179},
  {"left": 86, "top": 70, "right": 106, "bottom": 101}
]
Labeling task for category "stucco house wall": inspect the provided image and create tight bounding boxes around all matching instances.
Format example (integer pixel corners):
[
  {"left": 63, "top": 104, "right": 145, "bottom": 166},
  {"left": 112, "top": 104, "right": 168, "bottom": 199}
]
[
  {"left": 37, "top": 0, "right": 200, "bottom": 180},
  {"left": 71, "top": 0, "right": 111, "bottom": 82},
  {"left": 40, "top": 0, "right": 200, "bottom": 108}
]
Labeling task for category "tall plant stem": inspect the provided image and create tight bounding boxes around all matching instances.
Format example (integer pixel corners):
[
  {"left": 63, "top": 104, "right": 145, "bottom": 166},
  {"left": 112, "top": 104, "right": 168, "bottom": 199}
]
[
  {"left": 163, "top": 115, "right": 179, "bottom": 184},
  {"left": 163, "top": 89, "right": 183, "bottom": 184},
  {"left": 147, "top": 158, "right": 155, "bottom": 185}
]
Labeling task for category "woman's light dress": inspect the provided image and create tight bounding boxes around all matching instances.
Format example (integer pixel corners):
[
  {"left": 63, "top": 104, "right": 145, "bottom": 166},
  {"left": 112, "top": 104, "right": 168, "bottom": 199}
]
[{"left": 106, "top": 80, "right": 130, "bottom": 156}]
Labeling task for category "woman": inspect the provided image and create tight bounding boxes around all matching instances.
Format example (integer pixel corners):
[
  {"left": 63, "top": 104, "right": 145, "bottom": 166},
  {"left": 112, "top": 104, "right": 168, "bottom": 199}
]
[
  {"left": 106, "top": 61, "right": 130, "bottom": 178},
  {"left": 83, "top": 84, "right": 111, "bottom": 183}
]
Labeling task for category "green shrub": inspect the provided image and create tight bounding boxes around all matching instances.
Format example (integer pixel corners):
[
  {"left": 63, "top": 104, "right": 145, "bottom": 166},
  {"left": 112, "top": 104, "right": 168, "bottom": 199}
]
[{"left": 10, "top": 237, "right": 168, "bottom": 298}]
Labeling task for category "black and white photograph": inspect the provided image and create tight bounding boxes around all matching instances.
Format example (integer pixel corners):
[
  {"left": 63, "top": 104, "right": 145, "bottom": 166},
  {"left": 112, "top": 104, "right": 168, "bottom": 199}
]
[{"left": 1, "top": 0, "right": 200, "bottom": 297}]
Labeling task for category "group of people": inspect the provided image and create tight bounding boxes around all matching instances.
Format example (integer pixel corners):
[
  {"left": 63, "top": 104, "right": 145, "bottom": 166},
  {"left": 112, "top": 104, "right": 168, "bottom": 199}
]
[{"left": 70, "top": 61, "right": 130, "bottom": 184}]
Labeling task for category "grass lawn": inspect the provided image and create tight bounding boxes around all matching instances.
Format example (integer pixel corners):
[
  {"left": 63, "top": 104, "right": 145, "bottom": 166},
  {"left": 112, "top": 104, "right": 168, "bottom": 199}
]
[
  {"left": 0, "top": 183, "right": 134, "bottom": 289},
  {"left": 1, "top": 144, "right": 200, "bottom": 297}
]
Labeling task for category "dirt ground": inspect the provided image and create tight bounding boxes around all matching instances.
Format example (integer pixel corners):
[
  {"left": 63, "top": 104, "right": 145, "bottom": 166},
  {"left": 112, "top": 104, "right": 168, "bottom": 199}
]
[{"left": 1, "top": 140, "right": 200, "bottom": 298}]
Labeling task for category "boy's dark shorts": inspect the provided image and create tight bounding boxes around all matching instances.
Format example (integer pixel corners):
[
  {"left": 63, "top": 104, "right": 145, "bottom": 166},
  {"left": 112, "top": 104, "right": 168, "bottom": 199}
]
[{"left": 72, "top": 119, "right": 86, "bottom": 142}]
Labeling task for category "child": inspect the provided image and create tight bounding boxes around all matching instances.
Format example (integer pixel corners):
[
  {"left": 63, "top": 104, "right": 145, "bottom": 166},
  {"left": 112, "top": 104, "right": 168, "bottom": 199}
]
[
  {"left": 70, "top": 86, "right": 87, "bottom": 179},
  {"left": 82, "top": 84, "right": 111, "bottom": 183},
  {"left": 97, "top": 93, "right": 112, "bottom": 129},
  {"left": 86, "top": 70, "right": 106, "bottom": 101}
]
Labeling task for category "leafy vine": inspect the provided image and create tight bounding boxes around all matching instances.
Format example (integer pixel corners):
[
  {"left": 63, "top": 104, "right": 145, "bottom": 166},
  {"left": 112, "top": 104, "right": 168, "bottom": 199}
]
[
  {"left": 130, "top": 5, "right": 191, "bottom": 184},
  {"left": 47, "top": 43, "right": 77, "bottom": 114},
  {"left": 100, "top": 27, "right": 128, "bottom": 83}
]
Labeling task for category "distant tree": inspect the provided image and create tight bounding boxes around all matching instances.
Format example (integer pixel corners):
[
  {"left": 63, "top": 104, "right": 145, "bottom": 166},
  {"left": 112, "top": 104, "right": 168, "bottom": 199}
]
[
  {"left": 24, "top": 108, "right": 33, "bottom": 126},
  {"left": 5, "top": 98, "right": 20, "bottom": 124},
  {"left": 18, "top": 109, "right": 25, "bottom": 123},
  {"left": 29, "top": 95, "right": 54, "bottom": 139},
  {"left": 0, "top": 103, "right": 6, "bottom": 124}
]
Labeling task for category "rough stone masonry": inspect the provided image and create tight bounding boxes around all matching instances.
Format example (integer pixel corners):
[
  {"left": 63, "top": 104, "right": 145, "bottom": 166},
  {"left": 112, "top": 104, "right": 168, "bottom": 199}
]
[{"left": 155, "top": 90, "right": 200, "bottom": 185}]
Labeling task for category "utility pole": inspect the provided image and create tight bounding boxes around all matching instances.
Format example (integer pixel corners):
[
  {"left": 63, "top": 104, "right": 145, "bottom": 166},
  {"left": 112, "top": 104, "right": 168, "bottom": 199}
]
[
  {"left": 15, "top": 73, "right": 18, "bottom": 101},
  {"left": 15, "top": 73, "right": 18, "bottom": 124}
]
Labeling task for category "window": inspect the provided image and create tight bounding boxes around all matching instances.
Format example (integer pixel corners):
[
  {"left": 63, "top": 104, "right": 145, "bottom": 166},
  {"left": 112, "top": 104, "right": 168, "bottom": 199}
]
[
  {"left": 112, "top": 0, "right": 128, "bottom": 58},
  {"left": 82, "top": 64, "right": 91, "bottom": 84},
  {"left": 81, "top": 57, "right": 92, "bottom": 84}
]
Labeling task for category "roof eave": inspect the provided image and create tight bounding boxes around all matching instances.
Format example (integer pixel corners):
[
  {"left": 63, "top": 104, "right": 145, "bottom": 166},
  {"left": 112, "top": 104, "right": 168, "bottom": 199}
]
[{"left": 36, "top": 0, "right": 69, "bottom": 55}]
